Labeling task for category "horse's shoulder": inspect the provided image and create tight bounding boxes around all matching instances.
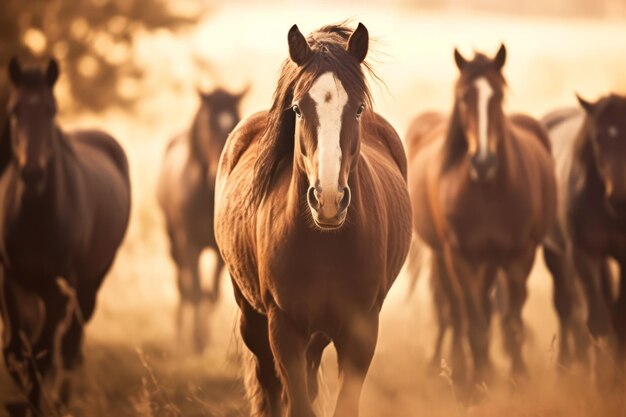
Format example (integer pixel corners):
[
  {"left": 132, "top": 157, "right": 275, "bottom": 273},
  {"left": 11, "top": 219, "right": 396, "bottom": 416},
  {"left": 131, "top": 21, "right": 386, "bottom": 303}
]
[
  {"left": 509, "top": 113, "right": 551, "bottom": 153},
  {"left": 221, "top": 111, "right": 268, "bottom": 175},
  {"left": 405, "top": 112, "right": 446, "bottom": 156},
  {"left": 366, "top": 112, "right": 408, "bottom": 180}
]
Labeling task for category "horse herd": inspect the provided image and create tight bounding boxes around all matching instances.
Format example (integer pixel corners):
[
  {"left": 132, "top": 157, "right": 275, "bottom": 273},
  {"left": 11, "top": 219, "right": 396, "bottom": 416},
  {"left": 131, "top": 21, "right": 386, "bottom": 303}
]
[{"left": 0, "top": 21, "right": 625, "bottom": 417}]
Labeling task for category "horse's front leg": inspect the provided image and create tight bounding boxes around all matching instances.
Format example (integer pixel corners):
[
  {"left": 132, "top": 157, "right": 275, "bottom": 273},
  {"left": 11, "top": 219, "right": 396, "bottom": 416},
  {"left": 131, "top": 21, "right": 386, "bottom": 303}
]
[
  {"left": 267, "top": 305, "right": 315, "bottom": 417},
  {"left": 612, "top": 257, "right": 626, "bottom": 366},
  {"left": 572, "top": 246, "right": 615, "bottom": 385},
  {"left": 501, "top": 247, "right": 535, "bottom": 379},
  {"left": 332, "top": 312, "right": 378, "bottom": 417}
]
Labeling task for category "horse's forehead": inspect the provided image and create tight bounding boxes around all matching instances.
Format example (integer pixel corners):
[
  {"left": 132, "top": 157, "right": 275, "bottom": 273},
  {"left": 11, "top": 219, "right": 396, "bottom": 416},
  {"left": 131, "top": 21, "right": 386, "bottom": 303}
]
[
  {"left": 600, "top": 100, "right": 626, "bottom": 126},
  {"left": 308, "top": 72, "right": 349, "bottom": 108}
]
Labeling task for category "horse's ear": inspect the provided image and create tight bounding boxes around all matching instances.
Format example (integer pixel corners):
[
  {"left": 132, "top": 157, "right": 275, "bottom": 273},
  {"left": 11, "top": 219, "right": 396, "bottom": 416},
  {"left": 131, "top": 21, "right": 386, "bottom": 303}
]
[
  {"left": 237, "top": 83, "right": 250, "bottom": 100},
  {"left": 9, "top": 56, "right": 22, "bottom": 86},
  {"left": 288, "top": 24, "right": 312, "bottom": 66},
  {"left": 347, "top": 23, "right": 369, "bottom": 63},
  {"left": 454, "top": 48, "right": 467, "bottom": 71},
  {"left": 576, "top": 94, "right": 596, "bottom": 114},
  {"left": 45, "top": 58, "right": 59, "bottom": 87},
  {"left": 493, "top": 43, "right": 506, "bottom": 71}
]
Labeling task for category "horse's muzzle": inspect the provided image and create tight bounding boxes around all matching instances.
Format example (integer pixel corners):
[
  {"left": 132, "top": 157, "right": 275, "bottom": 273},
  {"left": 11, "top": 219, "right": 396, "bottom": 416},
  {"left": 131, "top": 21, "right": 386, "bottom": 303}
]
[
  {"left": 470, "top": 153, "right": 498, "bottom": 182},
  {"left": 307, "top": 186, "right": 350, "bottom": 230},
  {"left": 21, "top": 167, "right": 46, "bottom": 193}
]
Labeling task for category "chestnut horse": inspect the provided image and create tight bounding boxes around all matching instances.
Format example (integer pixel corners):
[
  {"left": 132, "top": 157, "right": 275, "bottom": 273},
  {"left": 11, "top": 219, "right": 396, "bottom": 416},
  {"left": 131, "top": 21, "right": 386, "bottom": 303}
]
[
  {"left": 157, "top": 86, "right": 246, "bottom": 352},
  {"left": 214, "top": 23, "right": 411, "bottom": 417},
  {"left": 542, "top": 94, "right": 626, "bottom": 378},
  {"left": 0, "top": 58, "right": 130, "bottom": 415},
  {"left": 406, "top": 46, "right": 556, "bottom": 385}
]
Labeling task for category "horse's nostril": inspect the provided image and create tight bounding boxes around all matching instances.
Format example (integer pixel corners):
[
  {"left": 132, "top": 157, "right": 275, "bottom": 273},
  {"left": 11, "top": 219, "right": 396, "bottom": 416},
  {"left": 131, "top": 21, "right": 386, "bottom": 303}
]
[
  {"left": 21, "top": 168, "right": 44, "bottom": 185},
  {"left": 338, "top": 187, "right": 351, "bottom": 211},
  {"left": 307, "top": 187, "right": 320, "bottom": 210}
]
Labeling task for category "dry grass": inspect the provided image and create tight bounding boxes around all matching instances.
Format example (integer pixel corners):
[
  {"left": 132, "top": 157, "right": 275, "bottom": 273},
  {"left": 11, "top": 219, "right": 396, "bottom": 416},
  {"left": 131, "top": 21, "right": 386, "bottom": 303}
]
[{"left": 3, "top": 3, "right": 626, "bottom": 417}]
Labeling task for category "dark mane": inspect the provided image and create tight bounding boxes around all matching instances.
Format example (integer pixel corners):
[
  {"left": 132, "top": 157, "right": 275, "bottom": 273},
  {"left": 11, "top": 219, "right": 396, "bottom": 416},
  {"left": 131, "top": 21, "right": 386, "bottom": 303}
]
[
  {"left": 189, "top": 101, "right": 211, "bottom": 168},
  {"left": 442, "top": 105, "right": 467, "bottom": 172},
  {"left": 250, "top": 23, "right": 375, "bottom": 206}
]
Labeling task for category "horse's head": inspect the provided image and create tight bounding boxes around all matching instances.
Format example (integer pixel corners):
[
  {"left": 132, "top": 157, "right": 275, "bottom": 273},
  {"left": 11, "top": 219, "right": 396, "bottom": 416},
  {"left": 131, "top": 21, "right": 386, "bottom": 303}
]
[
  {"left": 287, "top": 23, "right": 369, "bottom": 230},
  {"left": 198, "top": 86, "right": 247, "bottom": 144},
  {"left": 452, "top": 45, "right": 507, "bottom": 182},
  {"left": 578, "top": 94, "right": 626, "bottom": 214},
  {"left": 196, "top": 87, "right": 247, "bottom": 176},
  {"left": 7, "top": 57, "right": 59, "bottom": 194}
]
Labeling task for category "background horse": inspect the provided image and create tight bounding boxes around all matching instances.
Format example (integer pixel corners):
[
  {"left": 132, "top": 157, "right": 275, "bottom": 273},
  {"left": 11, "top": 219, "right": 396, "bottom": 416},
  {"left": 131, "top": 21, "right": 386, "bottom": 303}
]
[
  {"left": 542, "top": 94, "right": 626, "bottom": 381},
  {"left": 406, "top": 46, "right": 556, "bottom": 386},
  {"left": 157, "top": 86, "right": 246, "bottom": 352},
  {"left": 214, "top": 23, "right": 411, "bottom": 417},
  {"left": 0, "top": 58, "right": 130, "bottom": 415}
]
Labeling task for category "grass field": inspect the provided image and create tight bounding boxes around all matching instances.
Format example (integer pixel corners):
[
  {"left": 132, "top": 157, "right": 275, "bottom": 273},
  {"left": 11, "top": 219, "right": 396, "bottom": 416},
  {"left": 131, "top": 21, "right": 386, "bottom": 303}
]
[{"left": 2, "top": 2, "right": 626, "bottom": 416}]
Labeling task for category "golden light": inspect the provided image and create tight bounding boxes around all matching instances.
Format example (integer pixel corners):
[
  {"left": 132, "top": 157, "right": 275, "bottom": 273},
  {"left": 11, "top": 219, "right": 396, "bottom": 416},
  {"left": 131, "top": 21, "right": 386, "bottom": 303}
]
[{"left": 22, "top": 28, "right": 47, "bottom": 55}]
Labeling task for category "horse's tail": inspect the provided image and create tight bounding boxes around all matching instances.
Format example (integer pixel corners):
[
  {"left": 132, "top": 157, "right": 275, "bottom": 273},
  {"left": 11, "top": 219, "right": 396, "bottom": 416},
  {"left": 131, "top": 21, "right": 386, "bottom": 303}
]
[{"left": 405, "top": 234, "right": 427, "bottom": 301}]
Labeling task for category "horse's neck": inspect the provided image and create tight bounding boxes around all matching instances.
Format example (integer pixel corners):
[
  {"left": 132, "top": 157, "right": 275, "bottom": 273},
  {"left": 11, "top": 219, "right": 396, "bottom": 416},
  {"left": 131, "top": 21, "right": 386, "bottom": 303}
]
[
  {"left": 189, "top": 106, "right": 212, "bottom": 169},
  {"left": 572, "top": 128, "right": 603, "bottom": 197},
  {"left": 442, "top": 106, "right": 467, "bottom": 171}
]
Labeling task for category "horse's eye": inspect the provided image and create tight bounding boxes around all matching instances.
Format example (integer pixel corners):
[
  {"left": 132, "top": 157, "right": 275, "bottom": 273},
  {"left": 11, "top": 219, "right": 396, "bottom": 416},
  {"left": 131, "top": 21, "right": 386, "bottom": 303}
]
[
  {"left": 292, "top": 105, "right": 302, "bottom": 118},
  {"left": 356, "top": 104, "right": 365, "bottom": 119}
]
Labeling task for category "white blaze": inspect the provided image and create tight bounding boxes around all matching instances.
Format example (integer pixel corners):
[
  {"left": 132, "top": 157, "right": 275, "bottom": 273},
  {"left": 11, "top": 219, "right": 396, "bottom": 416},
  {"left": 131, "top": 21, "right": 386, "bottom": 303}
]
[
  {"left": 308, "top": 72, "right": 348, "bottom": 191},
  {"left": 475, "top": 77, "right": 493, "bottom": 161},
  {"left": 217, "top": 111, "right": 235, "bottom": 133}
]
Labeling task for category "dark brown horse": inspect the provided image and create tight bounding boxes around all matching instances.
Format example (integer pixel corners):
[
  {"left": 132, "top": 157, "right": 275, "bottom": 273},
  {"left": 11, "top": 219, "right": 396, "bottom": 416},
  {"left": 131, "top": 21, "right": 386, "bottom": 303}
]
[
  {"left": 157, "top": 86, "right": 246, "bottom": 352},
  {"left": 214, "top": 23, "right": 411, "bottom": 417},
  {"left": 542, "top": 94, "right": 626, "bottom": 379},
  {"left": 406, "top": 46, "right": 556, "bottom": 385},
  {"left": 0, "top": 58, "right": 130, "bottom": 415}
]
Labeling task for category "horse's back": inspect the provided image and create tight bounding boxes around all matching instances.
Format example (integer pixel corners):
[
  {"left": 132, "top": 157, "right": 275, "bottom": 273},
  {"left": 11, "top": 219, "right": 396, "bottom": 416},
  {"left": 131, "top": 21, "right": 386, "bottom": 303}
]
[
  {"left": 362, "top": 112, "right": 408, "bottom": 180},
  {"left": 405, "top": 112, "right": 448, "bottom": 250},
  {"left": 157, "top": 132, "right": 195, "bottom": 217},
  {"left": 540, "top": 108, "right": 586, "bottom": 252},
  {"left": 405, "top": 112, "right": 447, "bottom": 161},
  {"left": 218, "top": 111, "right": 268, "bottom": 178},
  {"left": 71, "top": 129, "right": 129, "bottom": 182},
  {"left": 510, "top": 113, "right": 551, "bottom": 152},
  {"left": 68, "top": 130, "right": 131, "bottom": 277}
]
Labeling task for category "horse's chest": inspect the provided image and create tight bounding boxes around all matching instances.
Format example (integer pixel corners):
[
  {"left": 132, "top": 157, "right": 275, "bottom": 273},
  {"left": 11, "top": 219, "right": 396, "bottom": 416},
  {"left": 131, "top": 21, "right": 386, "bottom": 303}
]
[
  {"left": 4, "top": 213, "right": 79, "bottom": 287},
  {"left": 444, "top": 188, "right": 533, "bottom": 256},
  {"left": 260, "top": 229, "right": 384, "bottom": 324},
  {"left": 571, "top": 206, "right": 626, "bottom": 258}
]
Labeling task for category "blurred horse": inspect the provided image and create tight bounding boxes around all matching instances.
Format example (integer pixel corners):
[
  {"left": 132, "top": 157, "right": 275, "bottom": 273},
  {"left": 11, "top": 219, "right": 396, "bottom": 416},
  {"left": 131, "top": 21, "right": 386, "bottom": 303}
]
[
  {"left": 214, "top": 23, "right": 411, "bottom": 417},
  {"left": 157, "top": 86, "right": 246, "bottom": 352},
  {"left": 0, "top": 58, "right": 131, "bottom": 416},
  {"left": 542, "top": 94, "right": 626, "bottom": 379},
  {"left": 406, "top": 46, "right": 556, "bottom": 385}
]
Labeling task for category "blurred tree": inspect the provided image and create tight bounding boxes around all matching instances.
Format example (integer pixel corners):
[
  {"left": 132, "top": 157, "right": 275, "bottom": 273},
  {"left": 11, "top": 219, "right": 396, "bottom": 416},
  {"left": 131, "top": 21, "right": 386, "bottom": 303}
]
[{"left": 0, "top": 0, "right": 205, "bottom": 117}]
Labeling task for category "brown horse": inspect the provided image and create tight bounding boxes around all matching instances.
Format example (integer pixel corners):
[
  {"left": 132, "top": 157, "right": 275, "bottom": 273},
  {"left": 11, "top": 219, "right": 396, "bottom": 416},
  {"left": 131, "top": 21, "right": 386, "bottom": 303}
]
[
  {"left": 406, "top": 46, "right": 556, "bottom": 385},
  {"left": 542, "top": 94, "right": 626, "bottom": 379},
  {"left": 0, "top": 58, "right": 130, "bottom": 415},
  {"left": 157, "top": 86, "right": 246, "bottom": 352},
  {"left": 214, "top": 23, "right": 411, "bottom": 417}
]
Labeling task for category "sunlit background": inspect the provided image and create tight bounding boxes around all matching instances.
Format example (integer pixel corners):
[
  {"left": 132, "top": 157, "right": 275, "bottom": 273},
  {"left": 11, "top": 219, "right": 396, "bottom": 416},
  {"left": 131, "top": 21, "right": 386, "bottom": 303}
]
[{"left": 1, "top": 0, "right": 626, "bottom": 416}]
